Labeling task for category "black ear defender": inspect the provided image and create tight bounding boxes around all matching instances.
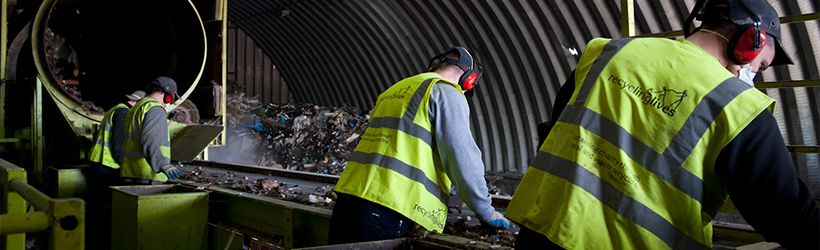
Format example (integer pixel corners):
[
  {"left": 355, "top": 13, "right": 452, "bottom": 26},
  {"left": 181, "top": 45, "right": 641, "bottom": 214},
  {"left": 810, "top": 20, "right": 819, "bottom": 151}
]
[
  {"left": 684, "top": 0, "right": 766, "bottom": 64},
  {"left": 425, "top": 47, "right": 483, "bottom": 95}
]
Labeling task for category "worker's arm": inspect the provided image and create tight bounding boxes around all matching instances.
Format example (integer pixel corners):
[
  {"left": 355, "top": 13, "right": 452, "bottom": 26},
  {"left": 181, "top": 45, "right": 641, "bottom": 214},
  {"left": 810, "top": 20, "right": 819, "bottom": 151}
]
[
  {"left": 428, "top": 83, "right": 495, "bottom": 221},
  {"left": 110, "top": 107, "right": 129, "bottom": 164},
  {"left": 140, "top": 106, "right": 171, "bottom": 174},
  {"left": 714, "top": 111, "right": 820, "bottom": 249}
]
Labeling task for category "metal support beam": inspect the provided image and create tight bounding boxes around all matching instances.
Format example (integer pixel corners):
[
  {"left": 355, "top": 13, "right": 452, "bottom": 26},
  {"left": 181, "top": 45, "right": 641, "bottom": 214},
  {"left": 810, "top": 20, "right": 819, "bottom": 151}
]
[
  {"left": 787, "top": 145, "right": 820, "bottom": 154},
  {"left": 9, "top": 177, "right": 49, "bottom": 211},
  {"left": 755, "top": 80, "right": 820, "bottom": 89},
  {"left": 0, "top": 211, "right": 51, "bottom": 234},
  {"left": 48, "top": 198, "right": 85, "bottom": 250},
  {"left": 284, "top": 208, "right": 294, "bottom": 250},
  {"left": 219, "top": 0, "right": 228, "bottom": 147},
  {"left": 780, "top": 13, "right": 820, "bottom": 25},
  {"left": 621, "top": 0, "right": 635, "bottom": 38},
  {"left": 1, "top": 158, "right": 27, "bottom": 250},
  {"left": 637, "top": 13, "right": 819, "bottom": 38},
  {"left": 32, "top": 77, "right": 43, "bottom": 183},
  {"left": 1, "top": 0, "right": 7, "bottom": 143}
]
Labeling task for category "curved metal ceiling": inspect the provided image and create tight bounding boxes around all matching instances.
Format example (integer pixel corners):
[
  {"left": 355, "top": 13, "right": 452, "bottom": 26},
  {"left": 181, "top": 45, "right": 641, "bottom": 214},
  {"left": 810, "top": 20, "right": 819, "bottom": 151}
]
[{"left": 228, "top": 0, "right": 819, "bottom": 189}]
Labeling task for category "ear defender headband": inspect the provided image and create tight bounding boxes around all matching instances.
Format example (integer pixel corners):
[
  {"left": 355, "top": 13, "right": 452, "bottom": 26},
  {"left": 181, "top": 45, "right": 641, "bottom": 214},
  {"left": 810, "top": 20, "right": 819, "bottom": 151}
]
[
  {"left": 425, "top": 47, "right": 483, "bottom": 92},
  {"left": 684, "top": 0, "right": 766, "bottom": 64}
]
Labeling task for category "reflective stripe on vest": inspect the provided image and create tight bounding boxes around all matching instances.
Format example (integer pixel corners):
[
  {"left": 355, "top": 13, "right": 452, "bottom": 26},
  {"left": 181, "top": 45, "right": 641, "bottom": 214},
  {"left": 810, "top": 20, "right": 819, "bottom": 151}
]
[
  {"left": 336, "top": 74, "right": 461, "bottom": 231},
  {"left": 121, "top": 98, "right": 170, "bottom": 182},
  {"left": 89, "top": 103, "right": 129, "bottom": 169},
  {"left": 506, "top": 37, "right": 775, "bottom": 249},
  {"left": 531, "top": 153, "right": 707, "bottom": 250}
]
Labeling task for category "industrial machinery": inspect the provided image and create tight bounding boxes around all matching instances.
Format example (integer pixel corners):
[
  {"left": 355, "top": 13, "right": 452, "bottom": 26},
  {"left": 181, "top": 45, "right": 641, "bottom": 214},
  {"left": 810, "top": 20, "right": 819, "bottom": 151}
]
[{"left": 2, "top": 0, "right": 818, "bottom": 250}]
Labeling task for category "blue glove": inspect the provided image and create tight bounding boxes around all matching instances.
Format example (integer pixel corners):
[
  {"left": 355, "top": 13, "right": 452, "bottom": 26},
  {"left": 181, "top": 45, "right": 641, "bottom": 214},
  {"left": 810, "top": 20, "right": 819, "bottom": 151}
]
[
  {"left": 483, "top": 211, "right": 510, "bottom": 230},
  {"left": 450, "top": 188, "right": 457, "bottom": 196},
  {"left": 161, "top": 165, "right": 182, "bottom": 179}
]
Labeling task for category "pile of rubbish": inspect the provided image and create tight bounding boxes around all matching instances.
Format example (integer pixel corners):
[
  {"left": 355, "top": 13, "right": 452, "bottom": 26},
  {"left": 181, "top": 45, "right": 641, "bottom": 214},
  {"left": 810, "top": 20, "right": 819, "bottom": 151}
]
[
  {"left": 407, "top": 217, "right": 517, "bottom": 248},
  {"left": 45, "top": 28, "right": 105, "bottom": 114},
  {"left": 443, "top": 217, "right": 517, "bottom": 247},
  {"left": 222, "top": 91, "right": 368, "bottom": 175}
]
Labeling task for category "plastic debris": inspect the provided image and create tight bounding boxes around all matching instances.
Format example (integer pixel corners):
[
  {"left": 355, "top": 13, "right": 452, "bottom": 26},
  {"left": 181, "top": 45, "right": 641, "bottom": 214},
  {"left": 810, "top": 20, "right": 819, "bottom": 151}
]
[{"left": 218, "top": 87, "right": 368, "bottom": 175}]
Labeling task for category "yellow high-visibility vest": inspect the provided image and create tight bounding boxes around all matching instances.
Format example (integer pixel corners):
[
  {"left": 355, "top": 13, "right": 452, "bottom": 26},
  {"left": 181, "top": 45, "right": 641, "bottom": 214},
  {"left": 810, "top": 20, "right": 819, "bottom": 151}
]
[
  {"left": 120, "top": 98, "right": 170, "bottom": 182},
  {"left": 335, "top": 72, "right": 465, "bottom": 232},
  {"left": 506, "top": 37, "right": 775, "bottom": 249},
  {"left": 89, "top": 103, "right": 129, "bottom": 169}
]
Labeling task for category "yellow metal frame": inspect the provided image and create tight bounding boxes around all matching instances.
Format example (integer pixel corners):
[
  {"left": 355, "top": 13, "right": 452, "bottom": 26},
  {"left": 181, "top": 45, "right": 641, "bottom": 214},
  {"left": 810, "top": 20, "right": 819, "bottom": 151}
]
[
  {"left": 1, "top": 159, "right": 85, "bottom": 250},
  {"left": 621, "top": 0, "right": 635, "bottom": 38},
  {"left": 755, "top": 80, "right": 820, "bottom": 89},
  {"left": 636, "top": 13, "right": 820, "bottom": 38}
]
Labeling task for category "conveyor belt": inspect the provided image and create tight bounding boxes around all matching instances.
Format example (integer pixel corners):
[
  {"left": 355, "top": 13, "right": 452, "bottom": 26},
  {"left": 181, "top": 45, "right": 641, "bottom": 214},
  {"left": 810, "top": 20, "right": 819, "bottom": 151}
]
[
  {"left": 169, "top": 160, "right": 519, "bottom": 249},
  {"left": 176, "top": 164, "right": 336, "bottom": 205}
]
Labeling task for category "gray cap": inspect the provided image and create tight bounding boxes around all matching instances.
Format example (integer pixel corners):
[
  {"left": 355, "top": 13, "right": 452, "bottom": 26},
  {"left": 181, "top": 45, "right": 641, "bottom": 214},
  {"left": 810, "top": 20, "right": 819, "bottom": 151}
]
[
  {"left": 126, "top": 90, "right": 146, "bottom": 101},
  {"left": 703, "top": 0, "right": 793, "bottom": 65}
]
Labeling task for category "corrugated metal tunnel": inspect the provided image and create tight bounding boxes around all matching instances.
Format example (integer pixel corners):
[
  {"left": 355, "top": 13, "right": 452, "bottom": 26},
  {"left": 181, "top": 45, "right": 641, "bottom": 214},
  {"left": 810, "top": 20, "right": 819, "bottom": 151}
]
[{"left": 225, "top": 0, "right": 818, "bottom": 196}]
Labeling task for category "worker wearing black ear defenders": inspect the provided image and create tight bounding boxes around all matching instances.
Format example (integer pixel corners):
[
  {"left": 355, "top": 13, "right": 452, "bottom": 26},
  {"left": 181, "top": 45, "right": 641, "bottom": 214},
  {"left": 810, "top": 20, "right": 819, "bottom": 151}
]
[
  {"left": 120, "top": 76, "right": 182, "bottom": 185},
  {"left": 330, "top": 46, "right": 508, "bottom": 245}
]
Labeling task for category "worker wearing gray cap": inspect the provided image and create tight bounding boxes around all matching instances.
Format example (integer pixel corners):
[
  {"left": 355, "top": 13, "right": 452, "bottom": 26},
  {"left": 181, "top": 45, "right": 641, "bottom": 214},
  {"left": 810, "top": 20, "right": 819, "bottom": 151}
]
[
  {"left": 330, "top": 47, "right": 509, "bottom": 244},
  {"left": 89, "top": 90, "right": 146, "bottom": 185},
  {"left": 86, "top": 89, "right": 145, "bottom": 249},
  {"left": 120, "top": 76, "right": 183, "bottom": 185},
  {"left": 507, "top": 0, "right": 818, "bottom": 249}
]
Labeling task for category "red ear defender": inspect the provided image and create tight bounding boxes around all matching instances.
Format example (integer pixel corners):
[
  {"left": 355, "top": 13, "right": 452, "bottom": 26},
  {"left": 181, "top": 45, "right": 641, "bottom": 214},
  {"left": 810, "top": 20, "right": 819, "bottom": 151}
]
[
  {"left": 462, "top": 72, "right": 478, "bottom": 90},
  {"left": 728, "top": 23, "right": 767, "bottom": 64},
  {"left": 735, "top": 29, "right": 766, "bottom": 63},
  {"left": 164, "top": 93, "right": 178, "bottom": 104}
]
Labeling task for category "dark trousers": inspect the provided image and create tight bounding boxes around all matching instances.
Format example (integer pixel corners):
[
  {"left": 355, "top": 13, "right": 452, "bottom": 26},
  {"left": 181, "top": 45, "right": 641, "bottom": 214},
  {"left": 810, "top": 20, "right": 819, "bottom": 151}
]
[
  {"left": 327, "top": 193, "right": 412, "bottom": 245},
  {"left": 84, "top": 163, "right": 120, "bottom": 250},
  {"left": 515, "top": 225, "right": 564, "bottom": 249}
]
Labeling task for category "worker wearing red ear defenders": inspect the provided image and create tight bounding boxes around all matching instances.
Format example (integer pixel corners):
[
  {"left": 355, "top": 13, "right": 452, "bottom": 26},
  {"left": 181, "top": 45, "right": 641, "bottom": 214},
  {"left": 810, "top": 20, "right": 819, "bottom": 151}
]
[
  {"left": 509, "top": 0, "right": 817, "bottom": 249},
  {"left": 120, "top": 76, "right": 182, "bottom": 186},
  {"left": 330, "top": 46, "right": 508, "bottom": 245}
]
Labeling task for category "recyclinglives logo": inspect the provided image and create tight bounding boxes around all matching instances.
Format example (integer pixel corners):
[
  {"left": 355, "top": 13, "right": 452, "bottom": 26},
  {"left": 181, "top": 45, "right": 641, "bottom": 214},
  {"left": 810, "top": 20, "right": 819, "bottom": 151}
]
[{"left": 608, "top": 75, "right": 687, "bottom": 117}]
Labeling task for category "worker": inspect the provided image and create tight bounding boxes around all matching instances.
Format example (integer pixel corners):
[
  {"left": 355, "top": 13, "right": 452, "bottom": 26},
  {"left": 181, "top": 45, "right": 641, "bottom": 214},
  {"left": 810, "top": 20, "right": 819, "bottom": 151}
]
[
  {"left": 88, "top": 90, "right": 145, "bottom": 190},
  {"left": 120, "top": 76, "right": 183, "bottom": 185},
  {"left": 329, "top": 47, "right": 509, "bottom": 244},
  {"left": 85, "top": 90, "right": 144, "bottom": 250},
  {"left": 507, "top": 0, "right": 819, "bottom": 249}
]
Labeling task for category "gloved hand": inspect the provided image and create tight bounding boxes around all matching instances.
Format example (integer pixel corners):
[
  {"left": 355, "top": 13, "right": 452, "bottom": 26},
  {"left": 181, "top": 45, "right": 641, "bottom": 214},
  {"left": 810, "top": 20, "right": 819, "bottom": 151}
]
[
  {"left": 482, "top": 211, "right": 510, "bottom": 230},
  {"left": 450, "top": 187, "right": 457, "bottom": 196},
  {"left": 161, "top": 165, "right": 182, "bottom": 179}
]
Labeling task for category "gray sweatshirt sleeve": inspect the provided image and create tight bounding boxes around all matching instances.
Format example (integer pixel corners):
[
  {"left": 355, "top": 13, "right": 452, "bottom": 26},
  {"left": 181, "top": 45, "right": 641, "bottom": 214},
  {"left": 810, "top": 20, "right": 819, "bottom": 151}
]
[
  {"left": 141, "top": 106, "right": 171, "bottom": 173},
  {"left": 428, "top": 82, "right": 495, "bottom": 221}
]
